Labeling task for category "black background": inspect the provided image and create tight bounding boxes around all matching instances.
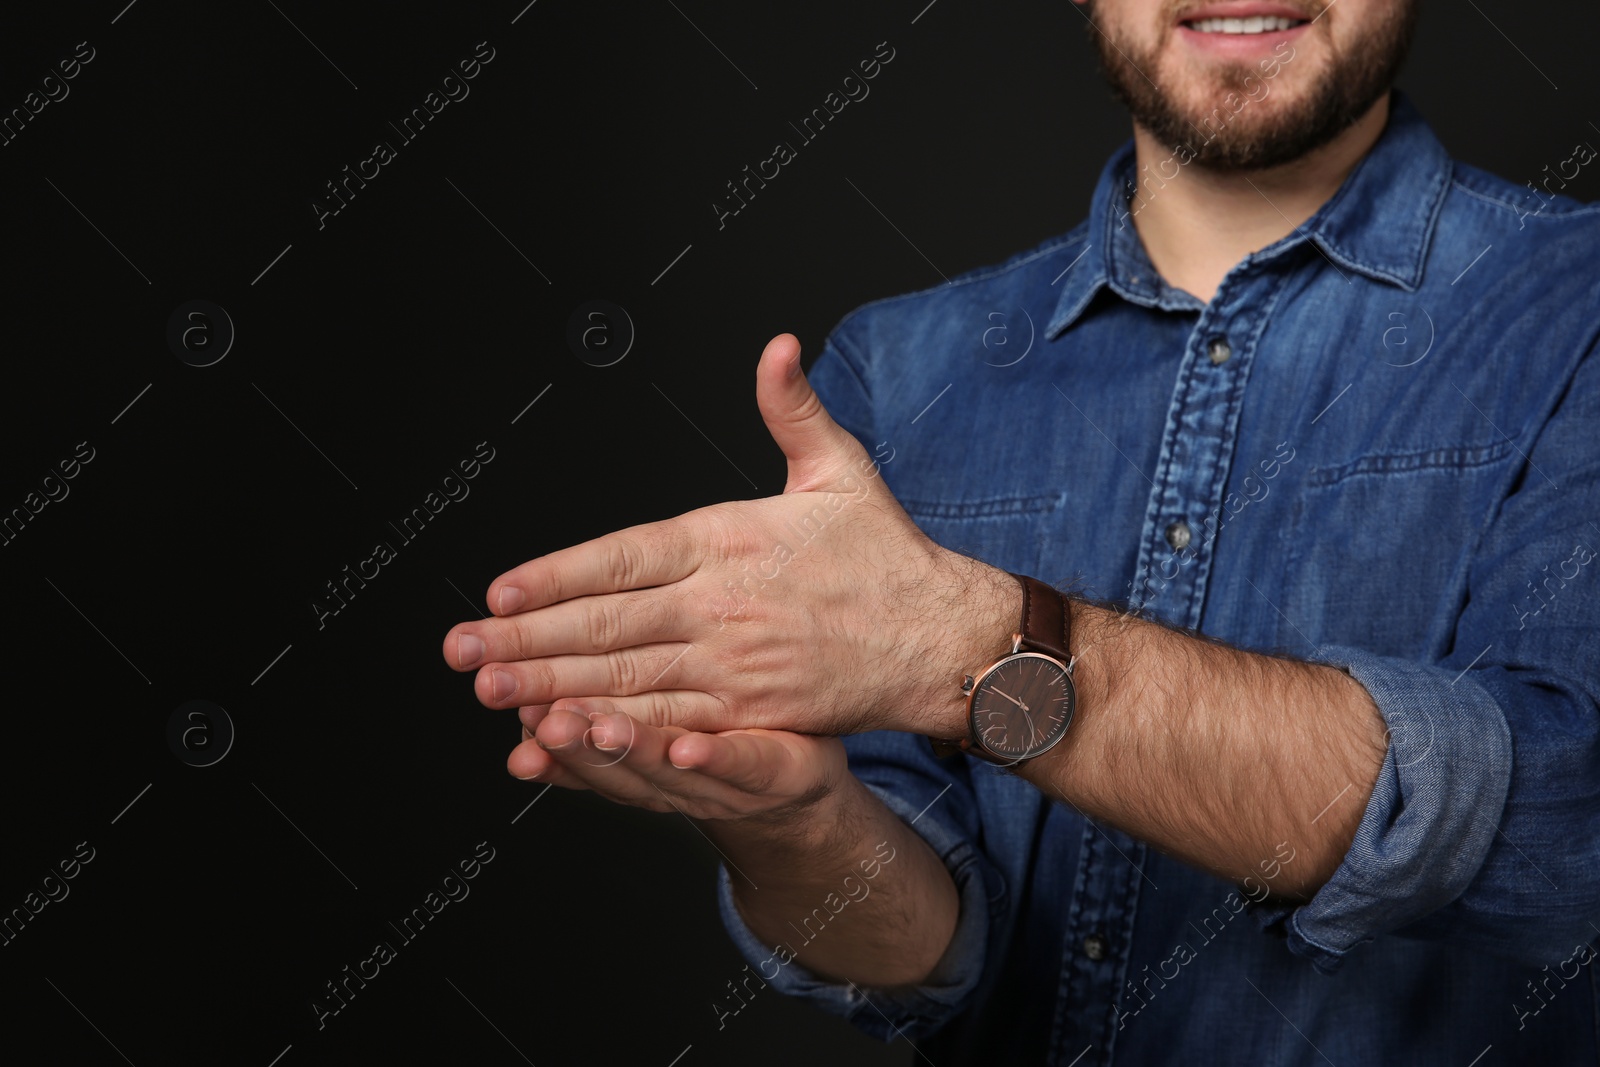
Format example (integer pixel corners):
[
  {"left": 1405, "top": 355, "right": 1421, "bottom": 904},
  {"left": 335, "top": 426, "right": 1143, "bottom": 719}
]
[{"left": 1, "top": 2, "right": 1596, "bottom": 1064}]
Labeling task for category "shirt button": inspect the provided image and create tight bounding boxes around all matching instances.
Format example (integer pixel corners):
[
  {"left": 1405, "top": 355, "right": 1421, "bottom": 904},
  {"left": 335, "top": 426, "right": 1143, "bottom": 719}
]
[
  {"left": 1208, "top": 337, "right": 1232, "bottom": 365},
  {"left": 1165, "top": 521, "right": 1192, "bottom": 550},
  {"left": 1083, "top": 933, "right": 1108, "bottom": 961}
]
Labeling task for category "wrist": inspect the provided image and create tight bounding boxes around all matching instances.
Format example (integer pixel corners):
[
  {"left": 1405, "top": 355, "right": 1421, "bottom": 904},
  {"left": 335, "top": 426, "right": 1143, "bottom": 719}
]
[
  {"left": 905, "top": 553, "right": 1021, "bottom": 739},
  {"left": 707, "top": 769, "right": 869, "bottom": 868}
]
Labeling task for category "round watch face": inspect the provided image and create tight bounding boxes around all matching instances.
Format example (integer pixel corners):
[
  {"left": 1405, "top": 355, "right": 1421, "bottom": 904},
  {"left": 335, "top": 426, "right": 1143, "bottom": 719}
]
[{"left": 969, "top": 652, "right": 1075, "bottom": 762}]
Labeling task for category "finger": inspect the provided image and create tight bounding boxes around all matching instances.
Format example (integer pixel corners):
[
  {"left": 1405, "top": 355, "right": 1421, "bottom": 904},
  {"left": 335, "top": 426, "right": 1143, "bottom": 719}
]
[
  {"left": 518, "top": 704, "right": 553, "bottom": 732},
  {"left": 505, "top": 735, "right": 591, "bottom": 790},
  {"left": 668, "top": 729, "right": 843, "bottom": 796},
  {"left": 531, "top": 707, "right": 688, "bottom": 812},
  {"left": 539, "top": 703, "right": 778, "bottom": 816},
  {"left": 486, "top": 515, "right": 705, "bottom": 617},
  {"left": 754, "top": 333, "right": 871, "bottom": 494},
  {"left": 473, "top": 643, "right": 694, "bottom": 709},
  {"left": 443, "top": 587, "right": 689, "bottom": 671},
  {"left": 551, "top": 688, "right": 729, "bottom": 731}
]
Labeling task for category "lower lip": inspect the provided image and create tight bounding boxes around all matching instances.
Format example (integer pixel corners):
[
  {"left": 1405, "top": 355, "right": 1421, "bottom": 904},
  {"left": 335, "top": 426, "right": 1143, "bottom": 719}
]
[{"left": 1175, "top": 22, "right": 1309, "bottom": 57}]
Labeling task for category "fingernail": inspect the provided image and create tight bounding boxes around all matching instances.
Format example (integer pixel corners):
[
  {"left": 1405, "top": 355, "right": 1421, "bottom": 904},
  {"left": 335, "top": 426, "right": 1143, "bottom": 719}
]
[
  {"left": 589, "top": 724, "right": 619, "bottom": 751},
  {"left": 458, "top": 633, "right": 486, "bottom": 668},
  {"left": 491, "top": 669, "right": 517, "bottom": 701},
  {"left": 788, "top": 356, "right": 802, "bottom": 379},
  {"left": 499, "top": 586, "right": 526, "bottom": 614},
  {"left": 514, "top": 769, "right": 542, "bottom": 781}
]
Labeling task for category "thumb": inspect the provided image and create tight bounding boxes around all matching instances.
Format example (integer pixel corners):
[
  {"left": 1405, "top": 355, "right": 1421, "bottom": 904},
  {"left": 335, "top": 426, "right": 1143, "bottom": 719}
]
[{"left": 755, "top": 332, "right": 869, "bottom": 493}]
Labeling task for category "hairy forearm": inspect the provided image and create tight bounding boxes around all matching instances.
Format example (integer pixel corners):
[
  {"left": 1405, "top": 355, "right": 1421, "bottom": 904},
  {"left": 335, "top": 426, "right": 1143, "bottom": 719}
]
[
  {"left": 1017, "top": 600, "right": 1390, "bottom": 899},
  {"left": 710, "top": 773, "right": 959, "bottom": 987}
]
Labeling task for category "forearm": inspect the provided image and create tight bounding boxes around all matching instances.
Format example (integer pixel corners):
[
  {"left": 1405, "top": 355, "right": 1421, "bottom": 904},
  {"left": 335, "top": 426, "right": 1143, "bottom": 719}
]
[
  {"left": 1019, "top": 600, "right": 1389, "bottom": 899},
  {"left": 710, "top": 771, "right": 959, "bottom": 987}
]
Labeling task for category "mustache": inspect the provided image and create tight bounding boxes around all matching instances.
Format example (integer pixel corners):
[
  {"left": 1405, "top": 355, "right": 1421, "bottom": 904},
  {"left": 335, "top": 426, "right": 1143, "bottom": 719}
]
[{"left": 1165, "top": 0, "right": 1324, "bottom": 20}]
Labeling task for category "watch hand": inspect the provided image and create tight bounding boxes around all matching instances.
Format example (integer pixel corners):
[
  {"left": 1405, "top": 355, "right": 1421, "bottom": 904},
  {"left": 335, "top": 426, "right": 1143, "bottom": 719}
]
[{"left": 991, "top": 687, "right": 1027, "bottom": 709}]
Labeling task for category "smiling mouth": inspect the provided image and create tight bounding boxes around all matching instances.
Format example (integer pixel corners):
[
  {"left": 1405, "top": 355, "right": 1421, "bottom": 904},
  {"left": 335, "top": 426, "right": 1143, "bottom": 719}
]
[{"left": 1183, "top": 15, "right": 1308, "bottom": 33}]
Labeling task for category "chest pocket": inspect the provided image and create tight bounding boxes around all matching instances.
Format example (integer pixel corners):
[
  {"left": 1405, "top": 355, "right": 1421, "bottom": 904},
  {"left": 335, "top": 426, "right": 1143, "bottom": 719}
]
[
  {"left": 1277, "top": 438, "right": 1521, "bottom": 659},
  {"left": 900, "top": 491, "right": 1068, "bottom": 582}
]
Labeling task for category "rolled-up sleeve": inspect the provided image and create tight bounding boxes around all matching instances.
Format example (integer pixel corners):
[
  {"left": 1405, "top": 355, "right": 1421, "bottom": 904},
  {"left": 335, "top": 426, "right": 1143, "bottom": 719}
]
[{"left": 1254, "top": 338, "right": 1600, "bottom": 974}]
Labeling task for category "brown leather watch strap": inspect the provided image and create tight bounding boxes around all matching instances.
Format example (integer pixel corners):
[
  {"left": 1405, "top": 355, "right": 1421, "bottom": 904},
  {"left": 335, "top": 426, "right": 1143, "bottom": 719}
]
[{"left": 1013, "top": 573, "right": 1071, "bottom": 662}]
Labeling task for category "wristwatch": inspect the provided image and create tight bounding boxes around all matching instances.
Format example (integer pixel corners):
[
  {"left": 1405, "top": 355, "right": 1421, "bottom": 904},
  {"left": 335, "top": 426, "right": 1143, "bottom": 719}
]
[{"left": 930, "top": 573, "right": 1077, "bottom": 766}]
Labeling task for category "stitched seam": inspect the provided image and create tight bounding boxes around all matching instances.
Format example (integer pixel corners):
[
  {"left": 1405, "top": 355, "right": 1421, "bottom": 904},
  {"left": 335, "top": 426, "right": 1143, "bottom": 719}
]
[
  {"left": 829, "top": 225, "right": 1092, "bottom": 338},
  {"left": 901, "top": 493, "right": 1062, "bottom": 520},
  {"left": 1306, "top": 438, "right": 1518, "bottom": 486}
]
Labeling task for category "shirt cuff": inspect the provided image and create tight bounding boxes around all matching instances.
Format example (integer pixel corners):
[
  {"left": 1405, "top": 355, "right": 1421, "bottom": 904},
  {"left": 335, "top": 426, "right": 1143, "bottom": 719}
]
[
  {"left": 1250, "top": 644, "right": 1513, "bottom": 973},
  {"left": 713, "top": 781, "right": 1000, "bottom": 1040}
]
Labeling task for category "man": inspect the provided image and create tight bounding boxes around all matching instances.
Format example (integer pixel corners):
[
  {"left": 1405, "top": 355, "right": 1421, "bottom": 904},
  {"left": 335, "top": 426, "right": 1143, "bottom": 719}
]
[{"left": 444, "top": 0, "right": 1600, "bottom": 1061}]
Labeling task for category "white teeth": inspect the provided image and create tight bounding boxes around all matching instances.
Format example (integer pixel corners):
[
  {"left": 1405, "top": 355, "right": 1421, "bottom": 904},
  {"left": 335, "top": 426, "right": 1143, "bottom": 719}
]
[{"left": 1189, "top": 15, "right": 1300, "bottom": 33}]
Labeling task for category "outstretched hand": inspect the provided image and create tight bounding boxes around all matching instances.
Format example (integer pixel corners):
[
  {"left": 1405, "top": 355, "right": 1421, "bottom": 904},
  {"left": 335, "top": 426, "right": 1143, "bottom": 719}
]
[
  {"left": 506, "top": 699, "right": 846, "bottom": 824},
  {"left": 443, "top": 333, "right": 1015, "bottom": 741}
]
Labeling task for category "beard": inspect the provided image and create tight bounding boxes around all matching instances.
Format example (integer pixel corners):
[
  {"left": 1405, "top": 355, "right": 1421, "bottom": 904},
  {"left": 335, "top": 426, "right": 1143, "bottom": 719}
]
[{"left": 1086, "top": 0, "right": 1421, "bottom": 170}]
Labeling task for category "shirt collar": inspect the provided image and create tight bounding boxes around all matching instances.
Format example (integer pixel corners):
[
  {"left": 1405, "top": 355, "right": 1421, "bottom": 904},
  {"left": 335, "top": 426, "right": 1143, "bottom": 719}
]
[{"left": 1047, "top": 91, "right": 1451, "bottom": 338}]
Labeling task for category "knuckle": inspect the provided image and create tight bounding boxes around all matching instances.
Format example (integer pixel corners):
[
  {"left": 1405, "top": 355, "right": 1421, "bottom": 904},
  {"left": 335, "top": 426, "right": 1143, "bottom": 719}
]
[
  {"left": 608, "top": 535, "right": 644, "bottom": 589},
  {"left": 585, "top": 598, "right": 627, "bottom": 651},
  {"left": 607, "top": 651, "right": 641, "bottom": 694},
  {"left": 526, "top": 659, "right": 558, "bottom": 701}
]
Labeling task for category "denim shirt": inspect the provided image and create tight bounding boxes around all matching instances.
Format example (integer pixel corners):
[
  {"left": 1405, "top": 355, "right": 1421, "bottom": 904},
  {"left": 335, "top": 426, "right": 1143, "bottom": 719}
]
[{"left": 716, "top": 94, "right": 1600, "bottom": 1065}]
